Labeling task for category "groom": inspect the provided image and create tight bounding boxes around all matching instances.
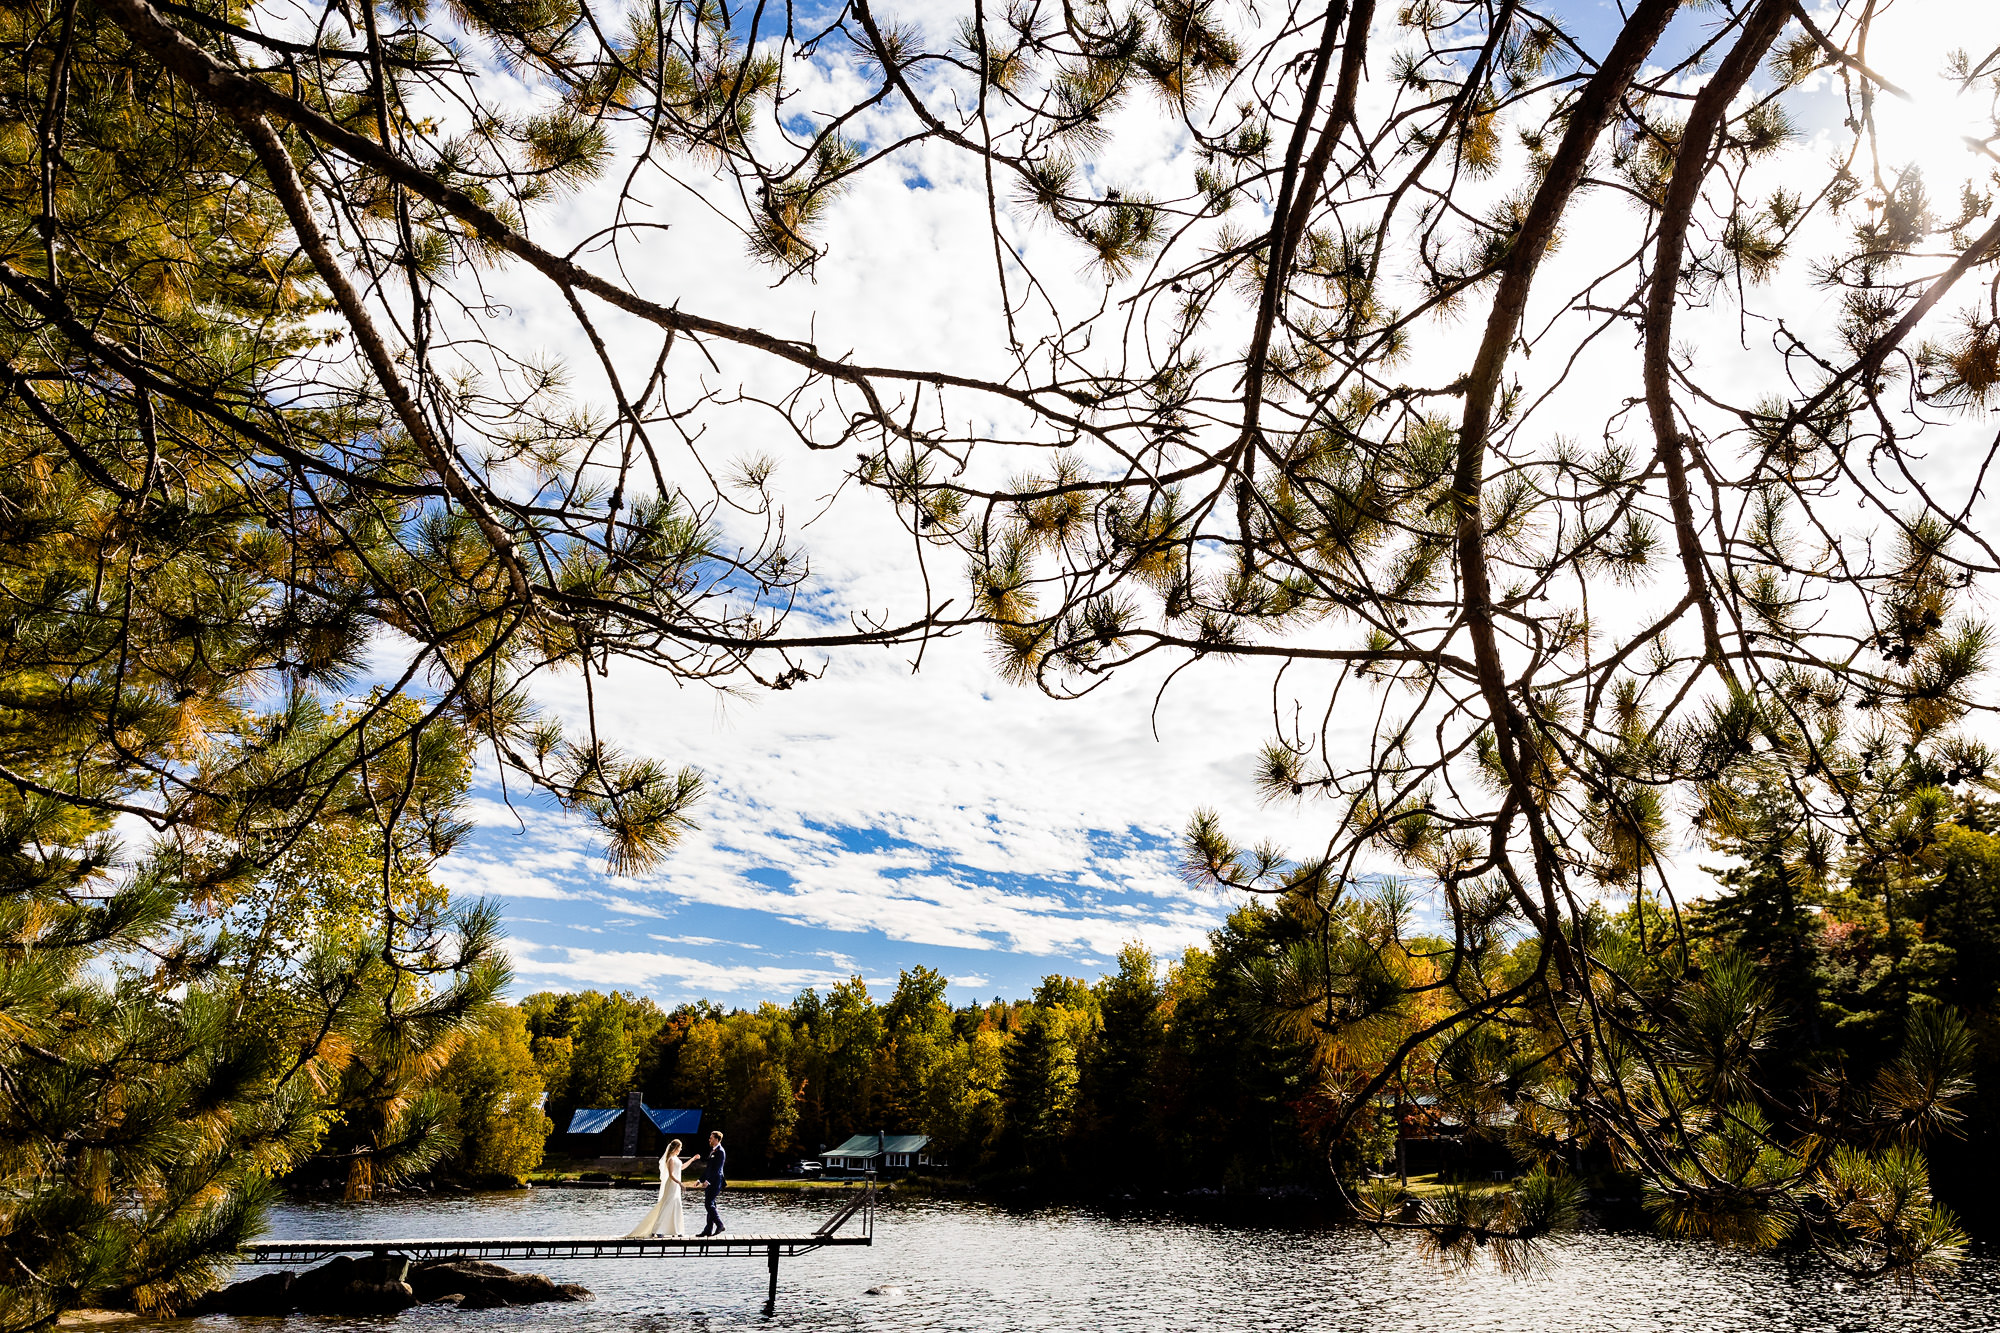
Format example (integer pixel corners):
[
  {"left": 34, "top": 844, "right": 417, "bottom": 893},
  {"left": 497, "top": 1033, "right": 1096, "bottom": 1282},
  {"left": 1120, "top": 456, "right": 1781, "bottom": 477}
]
[{"left": 696, "top": 1130, "right": 727, "bottom": 1236}]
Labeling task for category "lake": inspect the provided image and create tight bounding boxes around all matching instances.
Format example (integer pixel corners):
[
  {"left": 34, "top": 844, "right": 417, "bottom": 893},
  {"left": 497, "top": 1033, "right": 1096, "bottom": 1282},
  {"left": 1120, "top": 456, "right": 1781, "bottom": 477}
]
[{"left": 171, "top": 1187, "right": 1995, "bottom": 1333}]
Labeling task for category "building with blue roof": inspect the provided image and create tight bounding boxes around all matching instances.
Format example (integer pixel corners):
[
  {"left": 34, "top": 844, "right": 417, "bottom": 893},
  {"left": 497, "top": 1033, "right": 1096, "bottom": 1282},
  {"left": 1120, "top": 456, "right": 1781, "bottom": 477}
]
[{"left": 556, "top": 1090, "right": 703, "bottom": 1160}]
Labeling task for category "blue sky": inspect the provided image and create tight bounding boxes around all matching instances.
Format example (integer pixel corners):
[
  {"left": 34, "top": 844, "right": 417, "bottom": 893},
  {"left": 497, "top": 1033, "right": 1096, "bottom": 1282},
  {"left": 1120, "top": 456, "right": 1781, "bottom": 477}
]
[
  {"left": 423, "top": 0, "right": 1995, "bottom": 1012},
  {"left": 453, "top": 818, "right": 1207, "bottom": 1007},
  {"left": 434, "top": 611, "right": 1295, "bottom": 1007}
]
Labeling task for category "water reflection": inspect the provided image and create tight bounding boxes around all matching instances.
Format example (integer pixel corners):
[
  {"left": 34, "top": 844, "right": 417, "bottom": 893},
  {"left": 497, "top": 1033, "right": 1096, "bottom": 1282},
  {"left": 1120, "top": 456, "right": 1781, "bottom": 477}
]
[{"left": 164, "top": 1187, "right": 1994, "bottom": 1333}]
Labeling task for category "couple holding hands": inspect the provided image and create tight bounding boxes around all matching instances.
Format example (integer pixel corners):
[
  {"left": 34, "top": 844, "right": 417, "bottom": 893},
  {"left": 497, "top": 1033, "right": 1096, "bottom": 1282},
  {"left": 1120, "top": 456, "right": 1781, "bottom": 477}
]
[{"left": 627, "top": 1129, "right": 728, "bottom": 1238}]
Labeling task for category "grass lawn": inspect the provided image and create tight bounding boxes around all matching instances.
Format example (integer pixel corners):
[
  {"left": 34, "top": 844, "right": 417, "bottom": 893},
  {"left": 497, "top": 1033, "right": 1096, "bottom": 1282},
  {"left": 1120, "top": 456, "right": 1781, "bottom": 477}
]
[{"left": 1375, "top": 1171, "right": 1519, "bottom": 1199}]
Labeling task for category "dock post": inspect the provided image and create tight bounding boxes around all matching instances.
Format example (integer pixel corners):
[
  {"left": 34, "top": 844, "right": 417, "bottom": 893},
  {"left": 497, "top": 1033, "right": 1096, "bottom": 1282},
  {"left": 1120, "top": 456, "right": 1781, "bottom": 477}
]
[{"left": 763, "top": 1244, "right": 780, "bottom": 1315}]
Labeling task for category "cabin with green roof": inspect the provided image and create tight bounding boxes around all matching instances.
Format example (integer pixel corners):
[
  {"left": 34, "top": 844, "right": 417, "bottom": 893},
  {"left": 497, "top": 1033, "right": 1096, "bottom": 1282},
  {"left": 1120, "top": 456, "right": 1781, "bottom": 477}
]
[{"left": 820, "top": 1132, "right": 935, "bottom": 1175}]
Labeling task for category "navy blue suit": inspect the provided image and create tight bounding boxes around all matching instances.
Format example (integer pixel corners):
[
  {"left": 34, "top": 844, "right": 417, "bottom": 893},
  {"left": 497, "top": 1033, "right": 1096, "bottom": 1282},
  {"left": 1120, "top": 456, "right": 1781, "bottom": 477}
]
[{"left": 699, "top": 1144, "right": 727, "bottom": 1235}]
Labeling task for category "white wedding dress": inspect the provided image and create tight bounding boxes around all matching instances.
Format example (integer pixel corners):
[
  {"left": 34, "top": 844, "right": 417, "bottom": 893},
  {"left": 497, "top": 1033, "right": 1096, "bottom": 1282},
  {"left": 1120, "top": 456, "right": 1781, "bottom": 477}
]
[{"left": 627, "top": 1147, "right": 685, "bottom": 1237}]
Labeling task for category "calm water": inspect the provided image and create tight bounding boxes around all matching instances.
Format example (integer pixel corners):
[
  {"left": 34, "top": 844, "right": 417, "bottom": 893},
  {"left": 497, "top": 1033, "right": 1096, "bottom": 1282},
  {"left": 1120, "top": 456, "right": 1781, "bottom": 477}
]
[{"left": 172, "top": 1187, "right": 1998, "bottom": 1332}]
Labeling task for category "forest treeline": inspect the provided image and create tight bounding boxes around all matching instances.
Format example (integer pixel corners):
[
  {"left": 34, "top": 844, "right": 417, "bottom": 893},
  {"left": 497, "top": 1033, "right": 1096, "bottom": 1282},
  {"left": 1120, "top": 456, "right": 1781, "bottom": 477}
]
[
  {"left": 514, "top": 923, "right": 1320, "bottom": 1188},
  {"left": 442, "top": 791, "right": 2000, "bottom": 1228}
]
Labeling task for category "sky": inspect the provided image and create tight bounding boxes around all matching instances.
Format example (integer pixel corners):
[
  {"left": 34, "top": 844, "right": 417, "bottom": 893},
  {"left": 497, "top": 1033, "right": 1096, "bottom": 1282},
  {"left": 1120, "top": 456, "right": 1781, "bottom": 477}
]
[{"left": 415, "top": 0, "right": 2000, "bottom": 1010}]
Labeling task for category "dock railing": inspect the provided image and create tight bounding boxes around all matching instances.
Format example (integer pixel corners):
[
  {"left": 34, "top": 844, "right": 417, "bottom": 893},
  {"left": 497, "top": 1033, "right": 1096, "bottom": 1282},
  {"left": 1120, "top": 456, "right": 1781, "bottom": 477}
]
[{"left": 813, "top": 1169, "right": 876, "bottom": 1240}]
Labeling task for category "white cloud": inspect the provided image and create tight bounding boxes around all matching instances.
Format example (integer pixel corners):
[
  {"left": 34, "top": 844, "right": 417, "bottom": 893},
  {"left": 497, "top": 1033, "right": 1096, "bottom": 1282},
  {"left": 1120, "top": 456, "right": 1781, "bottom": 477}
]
[
  {"left": 505, "top": 940, "right": 868, "bottom": 997},
  {"left": 424, "top": 0, "right": 2000, "bottom": 1006},
  {"left": 435, "top": 857, "right": 578, "bottom": 901}
]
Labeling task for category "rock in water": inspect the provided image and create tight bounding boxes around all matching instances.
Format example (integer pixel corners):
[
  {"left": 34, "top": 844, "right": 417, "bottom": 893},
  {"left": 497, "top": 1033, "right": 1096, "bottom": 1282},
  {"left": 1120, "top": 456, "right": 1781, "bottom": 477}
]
[
  {"left": 194, "top": 1254, "right": 587, "bottom": 1317},
  {"left": 290, "top": 1256, "right": 418, "bottom": 1315},
  {"left": 191, "top": 1271, "right": 296, "bottom": 1316},
  {"left": 407, "top": 1258, "right": 591, "bottom": 1309},
  {"left": 865, "top": 1285, "right": 907, "bottom": 1297}
]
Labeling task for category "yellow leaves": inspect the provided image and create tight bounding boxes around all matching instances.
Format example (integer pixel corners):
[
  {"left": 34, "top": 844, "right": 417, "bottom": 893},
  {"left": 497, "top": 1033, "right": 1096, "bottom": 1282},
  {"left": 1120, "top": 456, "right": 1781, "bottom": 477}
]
[
  {"left": 168, "top": 690, "right": 233, "bottom": 760},
  {"left": 989, "top": 620, "right": 1051, "bottom": 687},
  {"left": 1135, "top": 0, "right": 1241, "bottom": 103},
  {"left": 1458, "top": 98, "right": 1503, "bottom": 181},
  {"left": 1918, "top": 311, "right": 2000, "bottom": 412},
  {"left": 1051, "top": 58, "right": 1128, "bottom": 152},
  {"left": 1580, "top": 773, "right": 1662, "bottom": 880},
  {"left": 260, "top": 819, "right": 448, "bottom": 956},
  {"left": 956, "top": 17, "right": 1030, "bottom": 92},
  {"left": 969, "top": 531, "right": 1038, "bottom": 622},
  {"left": 1010, "top": 453, "right": 1091, "bottom": 552},
  {"left": 519, "top": 111, "right": 610, "bottom": 194}
]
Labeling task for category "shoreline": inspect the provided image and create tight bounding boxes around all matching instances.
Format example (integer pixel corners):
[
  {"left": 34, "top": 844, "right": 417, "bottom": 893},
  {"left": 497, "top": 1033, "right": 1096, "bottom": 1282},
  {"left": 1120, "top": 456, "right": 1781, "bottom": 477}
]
[
  {"left": 529, "top": 1177, "right": 876, "bottom": 1192},
  {"left": 288, "top": 1170, "right": 1646, "bottom": 1216}
]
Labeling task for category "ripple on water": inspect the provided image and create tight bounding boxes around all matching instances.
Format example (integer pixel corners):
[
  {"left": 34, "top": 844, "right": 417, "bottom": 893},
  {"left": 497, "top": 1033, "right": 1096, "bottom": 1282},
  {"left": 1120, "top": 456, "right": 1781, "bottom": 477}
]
[{"left": 147, "top": 1189, "right": 1996, "bottom": 1333}]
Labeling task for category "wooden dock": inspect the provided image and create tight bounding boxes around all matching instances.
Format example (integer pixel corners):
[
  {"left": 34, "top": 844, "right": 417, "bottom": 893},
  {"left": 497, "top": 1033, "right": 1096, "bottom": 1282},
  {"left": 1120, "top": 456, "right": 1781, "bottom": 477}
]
[
  {"left": 238, "top": 1179, "right": 876, "bottom": 1312},
  {"left": 239, "top": 1231, "right": 869, "bottom": 1263}
]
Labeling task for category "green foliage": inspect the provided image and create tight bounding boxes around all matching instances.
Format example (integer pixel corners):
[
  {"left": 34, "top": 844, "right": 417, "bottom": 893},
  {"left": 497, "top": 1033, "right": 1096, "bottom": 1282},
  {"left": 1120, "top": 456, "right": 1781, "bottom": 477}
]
[
  {"left": 512, "top": 786, "right": 2000, "bottom": 1288},
  {"left": 521, "top": 989, "right": 665, "bottom": 1112},
  {"left": 1075, "top": 944, "right": 1165, "bottom": 1178},
  {"left": 569, "top": 997, "right": 642, "bottom": 1107},
  {"left": 999, "top": 1005, "right": 1081, "bottom": 1170},
  {"left": 263, "top": 896, "right": 511, "bottom": 1203},
  {"left": 0, "top": 2, "right": 512, "bottom": 1319},
  {"left": 1, "top": 0, "right": 1992, "bottom": 1308},
  {"left": 1405, "top": 1167, "right": 1581, "bottom": 1275},
  {"left": 432, "top": 1006, "right": 552, "bottom": 1184}
]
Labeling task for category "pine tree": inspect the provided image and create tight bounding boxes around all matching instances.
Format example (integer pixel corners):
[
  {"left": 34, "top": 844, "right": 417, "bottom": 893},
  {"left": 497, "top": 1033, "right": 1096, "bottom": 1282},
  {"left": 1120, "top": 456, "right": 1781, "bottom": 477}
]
[
  {"left": 999, "top": 1006, "right": 1079, "bottom": 1175},
  {"left": 1695, "top": 781, "right": 1835, "bottom": 1077},
  {"left": 1077, "top": 944, "right": 1165, "bottom": 1185}
]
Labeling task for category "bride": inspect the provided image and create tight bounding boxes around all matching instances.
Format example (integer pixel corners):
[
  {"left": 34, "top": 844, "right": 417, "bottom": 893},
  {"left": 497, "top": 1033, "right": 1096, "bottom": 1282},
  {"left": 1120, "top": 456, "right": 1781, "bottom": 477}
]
[{"left": 627, "top": 1139, "right": 692, "bottom": 1237}]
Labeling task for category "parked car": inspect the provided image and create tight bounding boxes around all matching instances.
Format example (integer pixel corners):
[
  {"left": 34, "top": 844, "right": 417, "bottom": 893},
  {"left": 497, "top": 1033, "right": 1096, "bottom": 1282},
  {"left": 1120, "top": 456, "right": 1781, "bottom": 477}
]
[{"left": 784, "top": 1159, "right": 825, "bottom": 1176}]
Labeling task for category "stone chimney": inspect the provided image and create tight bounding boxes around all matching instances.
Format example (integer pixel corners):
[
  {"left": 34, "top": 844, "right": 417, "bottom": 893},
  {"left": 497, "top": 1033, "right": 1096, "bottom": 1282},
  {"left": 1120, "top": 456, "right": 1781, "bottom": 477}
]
[{"left": 622, "top": 1088, "right": 643, "bottom": 1157}]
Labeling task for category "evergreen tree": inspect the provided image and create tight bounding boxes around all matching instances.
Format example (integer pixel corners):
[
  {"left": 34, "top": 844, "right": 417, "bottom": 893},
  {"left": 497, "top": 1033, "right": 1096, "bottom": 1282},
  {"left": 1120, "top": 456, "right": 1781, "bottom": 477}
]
[
  {"left": 1077, "top": 944, "right": 1165, "bottom": 1185},
  {"left": 20, "top": 0, "right": 1996, "bottom": 1288},
  {"left": 1696, "top": 781, "right": 1836, "bottom": 1081},
  {"left": 1159, "top": 907, "right": 1316, "bottom": 1189},
  {"left": 1915, "top": 820, "right": 2000, "bottom": 1017},
  {"left": 999, "top": 1006, "right": 1079, "bottom": 1175}
]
